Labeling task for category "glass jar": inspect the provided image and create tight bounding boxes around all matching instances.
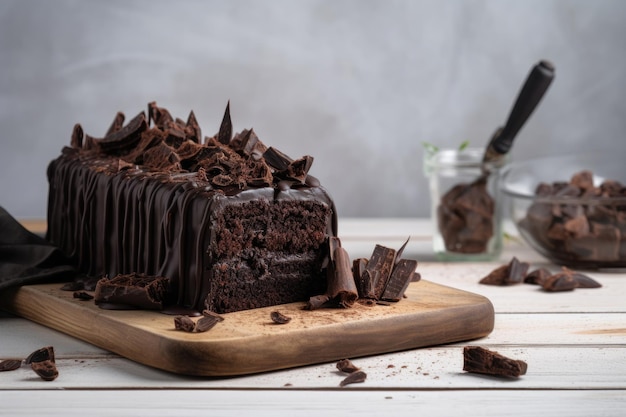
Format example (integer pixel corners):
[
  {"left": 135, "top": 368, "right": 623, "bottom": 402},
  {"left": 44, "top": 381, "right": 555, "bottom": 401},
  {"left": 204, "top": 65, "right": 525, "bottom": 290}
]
[{"left": 423, "top": 147, "right": 507, "bottom": 261}]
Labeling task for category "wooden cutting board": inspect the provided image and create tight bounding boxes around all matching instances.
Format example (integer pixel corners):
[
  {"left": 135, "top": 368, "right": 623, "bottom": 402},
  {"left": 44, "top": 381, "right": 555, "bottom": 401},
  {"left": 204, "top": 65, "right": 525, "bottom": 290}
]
[{"left": 0, "top": 280, "right": 494, "bottom": 376}]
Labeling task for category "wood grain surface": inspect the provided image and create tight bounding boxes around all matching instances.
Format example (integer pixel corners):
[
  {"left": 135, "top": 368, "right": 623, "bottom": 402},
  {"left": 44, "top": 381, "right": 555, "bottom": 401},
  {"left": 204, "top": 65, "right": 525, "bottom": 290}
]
[{"left": 0, "top": 280, "right": 494, "bottom": 376}]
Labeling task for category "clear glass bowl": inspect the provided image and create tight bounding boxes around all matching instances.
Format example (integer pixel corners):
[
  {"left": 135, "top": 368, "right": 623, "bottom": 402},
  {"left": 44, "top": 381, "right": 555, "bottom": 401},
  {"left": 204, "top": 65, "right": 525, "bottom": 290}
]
[{"left": 501, "top": 152, "right": 626, "bottom": 268}]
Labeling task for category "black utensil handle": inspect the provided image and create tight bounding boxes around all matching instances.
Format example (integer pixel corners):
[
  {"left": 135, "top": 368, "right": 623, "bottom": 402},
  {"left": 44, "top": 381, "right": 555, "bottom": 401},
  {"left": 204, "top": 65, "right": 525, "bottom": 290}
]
[{"left": 492, "top": 60, "right": 555, "bottom": 155}]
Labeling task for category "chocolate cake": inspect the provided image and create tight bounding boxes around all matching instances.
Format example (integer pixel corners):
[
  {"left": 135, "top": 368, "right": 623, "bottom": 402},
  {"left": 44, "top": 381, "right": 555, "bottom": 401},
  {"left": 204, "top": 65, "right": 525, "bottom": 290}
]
[{"left": 46, "top": 102, "right": 337, "bottom": 313}]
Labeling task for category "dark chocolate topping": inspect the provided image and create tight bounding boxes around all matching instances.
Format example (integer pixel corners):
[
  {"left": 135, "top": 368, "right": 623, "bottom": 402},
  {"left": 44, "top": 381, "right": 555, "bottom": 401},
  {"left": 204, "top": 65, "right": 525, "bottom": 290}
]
[{"left": 70, "top": 102, "right": 323, "bottom": 197}]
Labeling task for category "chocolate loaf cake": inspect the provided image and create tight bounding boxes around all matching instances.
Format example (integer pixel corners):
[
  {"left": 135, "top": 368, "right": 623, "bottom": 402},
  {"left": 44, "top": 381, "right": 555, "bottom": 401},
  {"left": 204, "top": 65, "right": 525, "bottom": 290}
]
[{"left": 46, "top": 102, "right": 337, "bottom": 313}]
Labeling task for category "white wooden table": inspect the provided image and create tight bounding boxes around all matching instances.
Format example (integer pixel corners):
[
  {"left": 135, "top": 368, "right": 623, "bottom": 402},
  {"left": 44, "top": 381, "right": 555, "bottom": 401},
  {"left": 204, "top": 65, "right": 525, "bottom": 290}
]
[{"left": 1, "top": 219, "right": 625, "bottom": 416}]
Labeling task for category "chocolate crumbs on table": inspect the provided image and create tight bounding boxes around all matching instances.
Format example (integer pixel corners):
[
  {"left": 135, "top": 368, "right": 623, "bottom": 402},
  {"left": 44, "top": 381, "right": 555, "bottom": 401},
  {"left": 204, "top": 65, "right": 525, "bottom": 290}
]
[
  {"left": 73, "top": 291, "right": 94, "bottom": 301},
  {"left": 336, "top": 359, "right": 360, "bottom": 373},
  {"left": 339, "top": 370, "right": 367, "bottom": 387},
  {"left": 270, "top": 311, "right": 292, "bottom": 324}
]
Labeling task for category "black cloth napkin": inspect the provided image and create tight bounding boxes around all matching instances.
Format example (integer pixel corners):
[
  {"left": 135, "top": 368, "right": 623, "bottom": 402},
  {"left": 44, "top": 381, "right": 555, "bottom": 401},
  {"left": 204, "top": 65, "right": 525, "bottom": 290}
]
[{"left": 0, "top": 206, "right": 75, "bottom": 291}]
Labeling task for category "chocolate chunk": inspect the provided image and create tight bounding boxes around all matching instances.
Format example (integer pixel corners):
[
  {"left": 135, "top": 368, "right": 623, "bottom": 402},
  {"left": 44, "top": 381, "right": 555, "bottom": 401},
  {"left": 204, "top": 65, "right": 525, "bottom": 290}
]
[
  {"left": 270, "top": 311, "right": 292, "bottom": 324},
  {"left": 25, "top": 346, "right": 55, "bottom": 364},
  {"left": 238, "top": 129, "right": 267, "bottom": 159},
  {"left": 174, "top": 316, "right": 195, "bottom": 332},
  {"left": 524, "top": 268, "right": 551, "bottom": 285},
  {"left": 217, "top": 101, "right": 232, "bottom": 145},
  {"left": 364, "top": 245, "right": 397, "bottom": 300},
  {"left": 263, "top": 147, "right": 293, "bottom": 171},
  {"left": 73, "top": 291, "right": 94, "bottom": 301},
  {"left": 479, "top": 257, "right": 529, "bottom": 286},
  {"left": 0, "top": 359, "right": 22, "bottom": 372},
  {"left": 463, "top": 346, "right": 527, "bottom": 378},
  {"left": 31, "top": 360, "right": 59, "bottom": 381},
  {"left": 520, "top": 170, "right": 626, "bottom": 266},
  {"left": 542, "top": 270, "right": 577, "bottom": 292},
  {"left": 339, "top": 370, "right": 367, "bottom": 387},
  {"left": 95, "top": 273, "right": 170, "bottom": 310},
  {"left": 336, "top": 359, "right": 360, "bottom": 373},
  {"left": 380, "top": 259, "right": 418, "bottom": 302},
  {"left": 304, "top": 294, "right": 331, "bottom": 310},
  {"left": 570, "top": 271, "right": 602, "bottom": 288},
  {"left": 285, "top": 155, "right": 314, "bottom": 183},
  {"left": 438, "top": 180, "right": 494, "bottom": 254},
  {"left": 195, "top": 315, "right": 222, "bottom": 333},
  {"left": 148, "top": 101, "right": 173, "bottom": 128}
]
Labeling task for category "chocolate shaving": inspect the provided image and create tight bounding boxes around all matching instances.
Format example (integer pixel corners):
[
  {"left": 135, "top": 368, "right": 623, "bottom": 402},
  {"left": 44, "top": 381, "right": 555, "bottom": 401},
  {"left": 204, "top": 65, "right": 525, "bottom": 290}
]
[
  {"left": 105, "top": 111, "right": 126, "bottom": 136},
  {"left": 98, "top": 111, "right": 148, "bottom": 155},
  {"left": 0, "top": 359, "right": 22, "bottom": 372},
  {"left": 185, "top": 110, "right": 201, "bottom": 143},
  {"left": 31, "top": 360, "right": 59, "bottom": 381},
  {"left": 217, "top": 101, "right": 233, "bottom": 145},
  {"left": 339, "top": 370, "right": 367, "bottom": 387},
  {"left": 336, "top": 358, "right": 360, "bottom": 373},
  {"left": 70, "top": 123, "right": 83, "bottom": 149},
  {"left": 270, "top": 311, "right": 292, "bottom": 324},
  {"left": 463, "top": 346, "right": 527, "bottom": 378}
]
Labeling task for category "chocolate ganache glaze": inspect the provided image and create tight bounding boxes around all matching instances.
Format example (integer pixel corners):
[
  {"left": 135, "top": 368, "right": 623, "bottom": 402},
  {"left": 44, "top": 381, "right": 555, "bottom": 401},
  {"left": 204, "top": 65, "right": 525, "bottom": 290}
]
[{"left": 47, "top": 102, "right": 337, "bottom": 313}]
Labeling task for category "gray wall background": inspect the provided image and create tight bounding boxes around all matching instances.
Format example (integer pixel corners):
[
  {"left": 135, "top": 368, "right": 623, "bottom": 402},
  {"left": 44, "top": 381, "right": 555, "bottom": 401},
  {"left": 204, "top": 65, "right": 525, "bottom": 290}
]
[{"left": 1, "top": 0, "right": 625, "bottom": 219}]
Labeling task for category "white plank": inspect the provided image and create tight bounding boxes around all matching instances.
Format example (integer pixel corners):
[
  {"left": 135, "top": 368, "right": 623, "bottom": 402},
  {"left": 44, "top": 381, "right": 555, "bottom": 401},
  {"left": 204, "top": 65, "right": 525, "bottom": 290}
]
[
  {"left": 2, "top": 344, "right": 625, "bottom": 390},
  {"left": 1, "top": 389, "right": 625, "bottom": 417}
]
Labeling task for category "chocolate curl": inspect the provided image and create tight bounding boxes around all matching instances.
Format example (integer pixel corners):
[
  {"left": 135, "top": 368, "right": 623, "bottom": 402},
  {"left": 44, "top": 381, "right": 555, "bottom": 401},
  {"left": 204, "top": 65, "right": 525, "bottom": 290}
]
[
  {"left": 105, "top": 112, "right": 126, "bottom": 136},
  {"left": 328, "top": 243, "right": 359, "bottom": 308},
  {"left": 70, "top": 123, "right": 83, "bottom": 149},
  {"left": 98, "top": 111, "right": 148, "bottom": 155},
  {"left": 217, "top": 101, "right": 232, "bottom": 145},
  {"left": 305, "top": 237, "right": 358, "bottom": 310}
]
